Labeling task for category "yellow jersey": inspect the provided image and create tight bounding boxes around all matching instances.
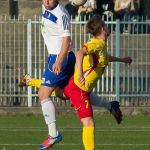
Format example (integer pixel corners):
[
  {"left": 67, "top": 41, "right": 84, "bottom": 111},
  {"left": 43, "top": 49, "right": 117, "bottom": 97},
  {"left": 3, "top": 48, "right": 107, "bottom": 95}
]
[{"left": 74, "top": 38, "right": 109, "bottom": 92}]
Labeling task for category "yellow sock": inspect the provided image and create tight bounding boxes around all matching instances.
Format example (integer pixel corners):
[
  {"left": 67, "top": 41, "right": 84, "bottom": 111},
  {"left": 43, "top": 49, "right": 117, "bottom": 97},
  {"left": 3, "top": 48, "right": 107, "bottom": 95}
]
[
  {"left": 27, "top": 79, "right": 42, "bottom": 88},
  {"left": 26, "top": 78, "right": 58, "bottom": 96},
  {"left": 83, "top": 126, "right": 95, "bottom": 150}
]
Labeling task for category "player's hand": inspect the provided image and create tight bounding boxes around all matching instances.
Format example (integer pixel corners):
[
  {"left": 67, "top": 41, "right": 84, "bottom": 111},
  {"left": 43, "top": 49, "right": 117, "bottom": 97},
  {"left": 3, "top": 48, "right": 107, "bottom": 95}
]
[
  {"left": 78, "top": 74, "right": 85, "bottom": 86},
  {"left": 122, "top": 57, "right": 132, "bottom": 64},
  {"left": 52, "top": 62, "right": 61, "bottom": 75}
]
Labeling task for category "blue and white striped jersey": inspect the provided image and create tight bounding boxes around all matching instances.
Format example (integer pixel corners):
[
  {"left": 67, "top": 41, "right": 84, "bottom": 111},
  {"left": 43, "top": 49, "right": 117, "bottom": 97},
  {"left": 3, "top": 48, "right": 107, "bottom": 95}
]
[{"left": 41, "top": 3, "right": 72, "bottom": 54}]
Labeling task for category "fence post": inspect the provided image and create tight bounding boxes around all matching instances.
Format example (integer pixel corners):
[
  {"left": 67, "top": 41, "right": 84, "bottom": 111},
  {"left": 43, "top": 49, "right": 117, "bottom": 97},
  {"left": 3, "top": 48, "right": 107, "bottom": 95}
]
[
  {"left": 27, "top": 19, "right": 32, "bottom": 107},
  {"left": 116, "top": 19, "right": 120, "bottom": 102}
]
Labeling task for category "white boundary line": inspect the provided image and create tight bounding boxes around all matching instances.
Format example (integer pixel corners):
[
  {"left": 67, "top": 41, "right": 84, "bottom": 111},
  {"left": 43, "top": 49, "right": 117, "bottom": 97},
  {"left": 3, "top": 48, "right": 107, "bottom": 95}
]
[
  {"left": 0, "top": 129, "right": 150, "bottom": 132},
  {"left": 1, "top": 127, "right": 150, "bottom": 129},
  {"left": 0, "top": 128, "right": 150, "bottom": 132},
  {"left": 0, "top": 143, "right": 150, "bottom": 146}
]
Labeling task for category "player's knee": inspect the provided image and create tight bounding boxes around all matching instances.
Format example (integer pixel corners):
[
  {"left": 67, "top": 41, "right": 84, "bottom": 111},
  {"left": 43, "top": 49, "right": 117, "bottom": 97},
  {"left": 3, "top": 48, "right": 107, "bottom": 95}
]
[
  {"left": 38, "top": 89, "right": 48, "bottom": 100},
  {"left": 38, "top": 90, "right": 43, "bottom": 100},
  {"left": 81, "top": 117, "right": 95, "bottom": 127}
]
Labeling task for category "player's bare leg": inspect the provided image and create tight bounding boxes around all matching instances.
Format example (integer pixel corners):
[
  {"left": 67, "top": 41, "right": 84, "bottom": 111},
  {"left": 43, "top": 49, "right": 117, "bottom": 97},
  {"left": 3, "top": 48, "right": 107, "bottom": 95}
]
[{"left": 19, "top": 74, "right": 122, "bottom": 124}]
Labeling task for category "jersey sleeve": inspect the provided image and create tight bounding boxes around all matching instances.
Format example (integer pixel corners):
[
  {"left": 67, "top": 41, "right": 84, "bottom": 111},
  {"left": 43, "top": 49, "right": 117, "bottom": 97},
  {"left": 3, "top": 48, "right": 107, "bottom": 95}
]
[{"left": 58, "top": 14, "right": 71, "bottom": 37}]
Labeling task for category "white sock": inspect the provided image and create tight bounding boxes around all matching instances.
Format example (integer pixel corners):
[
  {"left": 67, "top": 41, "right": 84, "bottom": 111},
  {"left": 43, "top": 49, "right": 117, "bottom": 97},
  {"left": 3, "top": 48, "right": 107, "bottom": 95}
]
[
  {"left": 41, "top": 98, "right": 57, "bottom": 137},
  {"left": 48, "top": 123, "right": 57, "bottom": 138},
  {"left": 90, "top": 92, "right": 111, "bottom": 110}
]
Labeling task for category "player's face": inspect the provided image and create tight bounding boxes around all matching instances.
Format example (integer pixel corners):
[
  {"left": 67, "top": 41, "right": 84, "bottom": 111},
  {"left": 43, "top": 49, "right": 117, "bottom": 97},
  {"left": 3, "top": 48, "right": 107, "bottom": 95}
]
[
  {"left": 103, "top": 24, "right": 110, "bottom": 39},
  {"left": 42, "top": 0, "right": 58, "bottom": 10}
]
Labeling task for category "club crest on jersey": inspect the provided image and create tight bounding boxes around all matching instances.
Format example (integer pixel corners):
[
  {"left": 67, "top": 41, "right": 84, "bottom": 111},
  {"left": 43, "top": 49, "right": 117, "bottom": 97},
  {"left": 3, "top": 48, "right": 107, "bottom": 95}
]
[{"left": 96, "top": 45, "right": 100, "bottom": 49}]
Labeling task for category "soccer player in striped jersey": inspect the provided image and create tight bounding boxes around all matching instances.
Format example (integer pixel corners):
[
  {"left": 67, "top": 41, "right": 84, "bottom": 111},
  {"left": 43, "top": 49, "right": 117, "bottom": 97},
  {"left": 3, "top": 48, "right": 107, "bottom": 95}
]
[{"left": 38, "top": 0, "right": 76, "bottom": 149}]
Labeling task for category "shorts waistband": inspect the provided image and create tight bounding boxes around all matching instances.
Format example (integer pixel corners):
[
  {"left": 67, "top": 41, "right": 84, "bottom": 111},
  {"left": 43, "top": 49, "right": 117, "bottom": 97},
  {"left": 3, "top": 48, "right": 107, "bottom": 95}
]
[{"left": 49, "top": 51, "right": 72, "bottom": 56}]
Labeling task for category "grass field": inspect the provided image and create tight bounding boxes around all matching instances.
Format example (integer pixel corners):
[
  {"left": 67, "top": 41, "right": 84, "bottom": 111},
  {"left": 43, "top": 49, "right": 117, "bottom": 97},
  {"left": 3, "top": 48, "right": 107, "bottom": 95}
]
[{"left": 0, "top": 113, "right": 150, "bottom": 150}]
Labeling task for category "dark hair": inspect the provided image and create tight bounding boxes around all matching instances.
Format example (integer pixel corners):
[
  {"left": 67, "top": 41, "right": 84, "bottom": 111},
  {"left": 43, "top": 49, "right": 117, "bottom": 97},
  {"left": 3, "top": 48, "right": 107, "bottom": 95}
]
[{"left": 86, "top": 15, "right": 105, "bottom": 37}]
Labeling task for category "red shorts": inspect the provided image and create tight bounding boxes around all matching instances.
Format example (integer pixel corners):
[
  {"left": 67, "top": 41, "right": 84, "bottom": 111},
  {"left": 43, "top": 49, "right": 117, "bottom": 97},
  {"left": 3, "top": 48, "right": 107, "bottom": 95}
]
[{"left": 64, "top": 76, "right": 93, "bottom": 119}]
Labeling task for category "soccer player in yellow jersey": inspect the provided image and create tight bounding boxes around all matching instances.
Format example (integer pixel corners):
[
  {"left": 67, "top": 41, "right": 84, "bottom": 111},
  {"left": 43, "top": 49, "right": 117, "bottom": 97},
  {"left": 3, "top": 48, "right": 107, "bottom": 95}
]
[{"left": 62, "top": 15, "right": 132, "bottom": 150}]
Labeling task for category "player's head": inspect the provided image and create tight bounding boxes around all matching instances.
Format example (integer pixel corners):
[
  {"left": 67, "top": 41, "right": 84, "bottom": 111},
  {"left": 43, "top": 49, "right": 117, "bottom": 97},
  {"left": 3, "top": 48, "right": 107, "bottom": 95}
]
[
  {"left": 42, "top": 0, "right": 58, "bottom": 10},
  {"left": 86, "top": 15, "right": 110, "bottom": 39}
]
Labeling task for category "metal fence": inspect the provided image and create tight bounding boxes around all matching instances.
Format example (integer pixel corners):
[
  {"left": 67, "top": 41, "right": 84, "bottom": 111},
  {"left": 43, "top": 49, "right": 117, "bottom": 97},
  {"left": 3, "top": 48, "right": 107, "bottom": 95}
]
[{"left": 0, "top": 15, "right": 150, "bottom": 107}]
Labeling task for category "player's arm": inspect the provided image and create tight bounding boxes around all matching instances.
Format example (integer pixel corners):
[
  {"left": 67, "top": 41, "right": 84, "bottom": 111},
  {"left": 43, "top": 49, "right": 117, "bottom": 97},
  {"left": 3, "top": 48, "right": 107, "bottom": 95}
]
[
  {"left": 52, "top": 13, "right": 71, "bottom": 75},
  {"left": 75, "top": 47, "right": 88, "bottom": 86},
  {"left": 109, "top": 55, "right": 132, "bottom": 64},
  {"left": 52, "top": 36, "right": 71, "bottom": 75}
]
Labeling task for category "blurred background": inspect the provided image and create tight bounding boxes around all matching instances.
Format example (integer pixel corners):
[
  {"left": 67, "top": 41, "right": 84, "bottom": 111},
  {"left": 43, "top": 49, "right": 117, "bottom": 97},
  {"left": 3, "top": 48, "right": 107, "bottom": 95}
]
[{"left": 0, "top": 0, "right": 150, "bottom": 114}]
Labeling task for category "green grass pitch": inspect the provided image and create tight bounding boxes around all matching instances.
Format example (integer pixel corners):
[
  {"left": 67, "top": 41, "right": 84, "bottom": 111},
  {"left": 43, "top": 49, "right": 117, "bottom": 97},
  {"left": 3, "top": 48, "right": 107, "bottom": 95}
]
[{"left": 0, "top": 113, "right": 150, "bottom": 150}]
